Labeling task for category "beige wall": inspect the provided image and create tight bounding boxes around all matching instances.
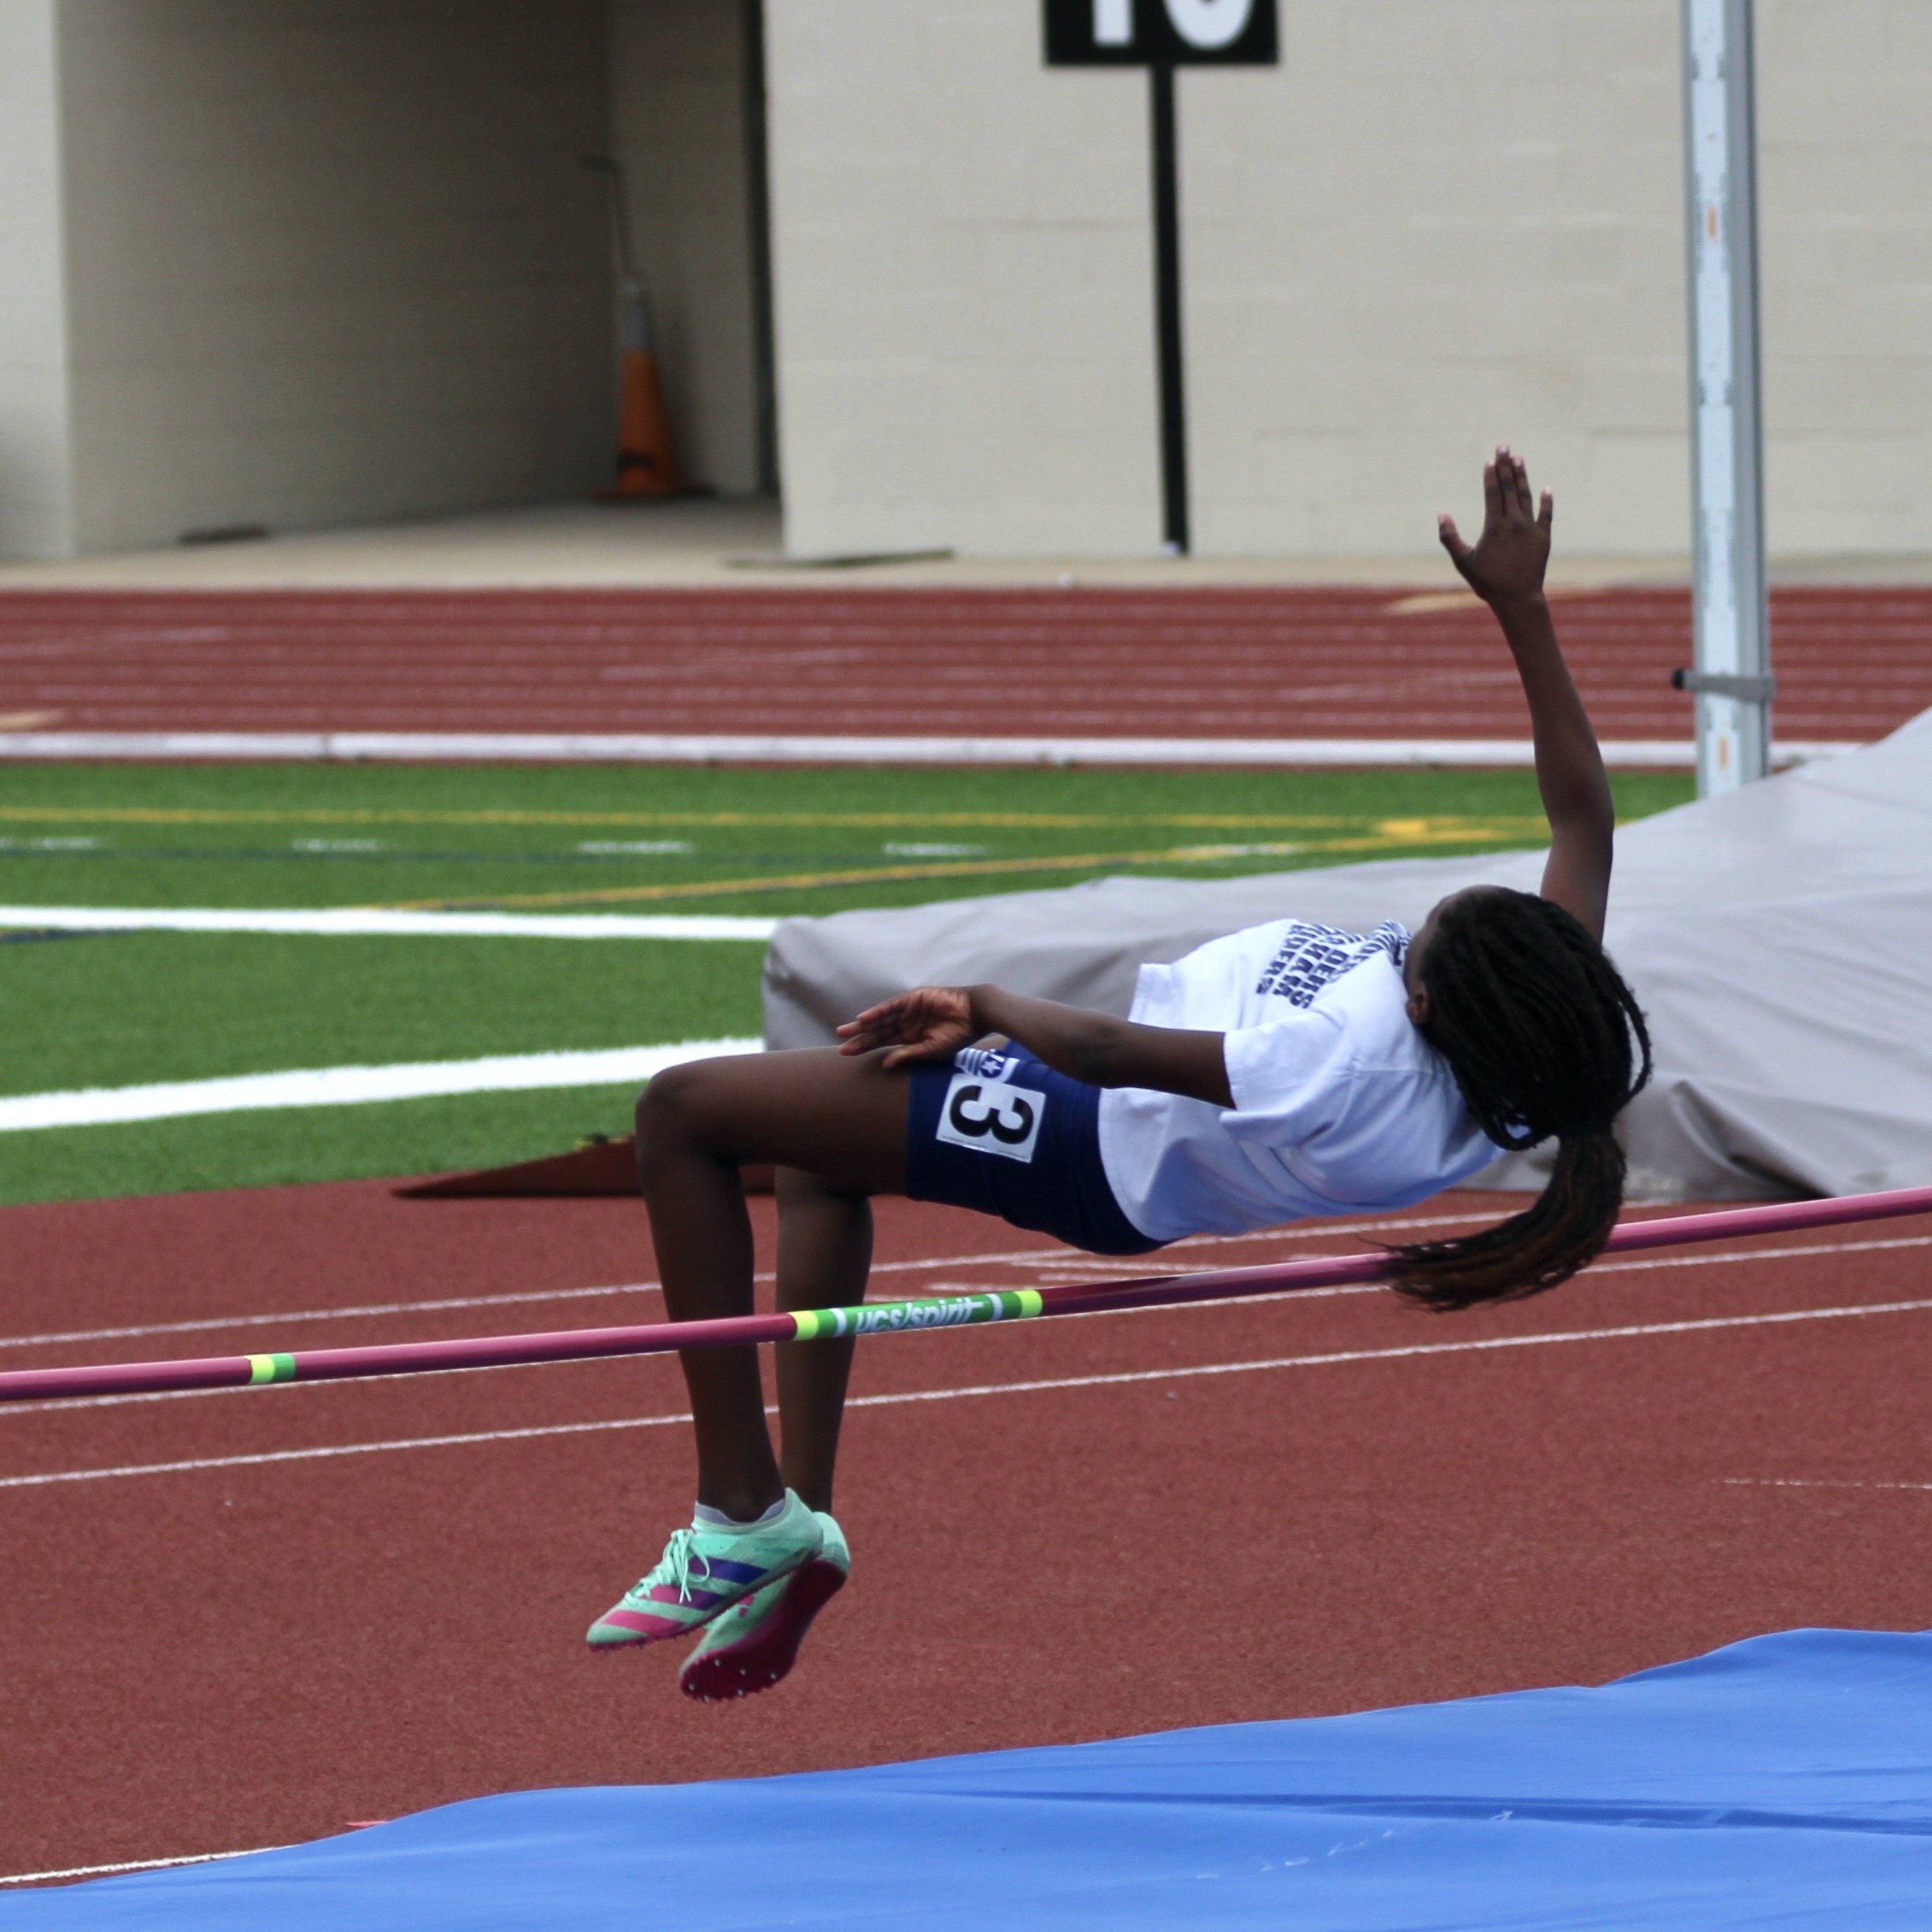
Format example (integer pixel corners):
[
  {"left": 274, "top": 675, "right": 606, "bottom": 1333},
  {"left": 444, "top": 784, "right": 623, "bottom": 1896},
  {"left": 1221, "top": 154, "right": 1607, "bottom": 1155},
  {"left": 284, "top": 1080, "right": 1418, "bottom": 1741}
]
[
  {"left": 12, "top": 0, "right": 1926, "bottom": 565},
  {"left": 766, "top": 0, "right": 1162, "bottom": 557},
  {"left": 766, "top": 0, "right": 1932, "bottom": 560},
  {"left": 54, "top": 0, "right": 615, "bottom": 555},
  {"left": 609, "top": 0, "right": 762, "bottom": 494},
  {"left": 1757, "top": 0, "right": 1932, "bottom": 555},
  {"left": 0, "top": 0, "right": 76, "bottom": 561},
  {"left": 1186, "top": 1, "right": 1688, "bottom": 558}
]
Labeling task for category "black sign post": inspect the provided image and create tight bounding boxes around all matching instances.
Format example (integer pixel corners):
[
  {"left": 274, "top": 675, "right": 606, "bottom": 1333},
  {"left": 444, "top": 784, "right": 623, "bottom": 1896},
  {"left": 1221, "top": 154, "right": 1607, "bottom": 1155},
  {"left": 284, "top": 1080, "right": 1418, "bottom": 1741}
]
[{"left": 1045, "top": 1, "right": 1279, "bottom": 554}]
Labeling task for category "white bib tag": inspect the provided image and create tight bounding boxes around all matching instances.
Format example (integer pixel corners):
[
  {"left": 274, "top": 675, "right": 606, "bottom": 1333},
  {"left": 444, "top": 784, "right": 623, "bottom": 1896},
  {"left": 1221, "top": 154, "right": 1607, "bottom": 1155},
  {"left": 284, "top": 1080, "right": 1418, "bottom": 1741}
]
[{"left": 934, "top": 1073, "right": 1047, "bottom": 1163}]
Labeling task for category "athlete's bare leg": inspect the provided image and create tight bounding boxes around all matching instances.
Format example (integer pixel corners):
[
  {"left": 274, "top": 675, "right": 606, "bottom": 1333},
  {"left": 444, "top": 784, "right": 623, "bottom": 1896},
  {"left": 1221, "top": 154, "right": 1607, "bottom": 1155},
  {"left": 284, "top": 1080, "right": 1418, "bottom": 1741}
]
[
  {"left": 632, "top": 1047, "right": 907, "bottom": 1521},
  {"left": 771, "top": 1166, "right": 871, "bottom": 1512}
]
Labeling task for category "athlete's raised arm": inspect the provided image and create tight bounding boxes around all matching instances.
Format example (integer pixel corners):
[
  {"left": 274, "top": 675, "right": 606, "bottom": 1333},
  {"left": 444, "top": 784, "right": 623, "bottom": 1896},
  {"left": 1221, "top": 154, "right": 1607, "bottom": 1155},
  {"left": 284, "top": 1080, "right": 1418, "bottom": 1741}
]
[
  {"left": 837, "top": 984, "right": 1231, "bottom": 1106},
  {"left": 1438, "top": 447, "right": 1614, "bottom": 940}
]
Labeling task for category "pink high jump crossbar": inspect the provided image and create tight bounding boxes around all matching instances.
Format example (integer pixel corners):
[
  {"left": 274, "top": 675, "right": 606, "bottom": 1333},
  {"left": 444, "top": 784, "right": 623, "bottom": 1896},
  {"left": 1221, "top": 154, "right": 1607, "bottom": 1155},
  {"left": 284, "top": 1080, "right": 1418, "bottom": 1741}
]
[{"left": 5, "top": 1183, "right": 1931, "bottom": 1407}]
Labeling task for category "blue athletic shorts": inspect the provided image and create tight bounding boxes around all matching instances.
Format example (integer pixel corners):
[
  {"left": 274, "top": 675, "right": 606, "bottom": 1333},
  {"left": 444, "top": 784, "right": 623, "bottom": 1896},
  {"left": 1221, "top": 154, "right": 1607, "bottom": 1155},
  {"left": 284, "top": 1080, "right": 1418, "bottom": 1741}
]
[{"left": 903, "top": 1045, "right": 1164, "bottom": 1256}]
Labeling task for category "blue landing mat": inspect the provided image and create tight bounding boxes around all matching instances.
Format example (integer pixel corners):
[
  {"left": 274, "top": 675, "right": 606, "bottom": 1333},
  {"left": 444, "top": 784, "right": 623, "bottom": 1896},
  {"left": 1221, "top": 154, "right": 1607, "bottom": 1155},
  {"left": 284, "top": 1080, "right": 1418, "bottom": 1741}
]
[{"left": 12, "top": 1629, "right": 1932, "bottom": 1930}]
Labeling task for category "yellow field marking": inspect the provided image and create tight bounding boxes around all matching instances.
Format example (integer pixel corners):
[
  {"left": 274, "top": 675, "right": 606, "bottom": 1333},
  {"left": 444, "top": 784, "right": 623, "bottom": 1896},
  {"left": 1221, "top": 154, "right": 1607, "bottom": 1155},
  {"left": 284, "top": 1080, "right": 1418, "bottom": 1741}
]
[
  {"left": 392, "top": 848, "right": 1218, "bottom": 908},
  {"left": 0, "top": 805, "right": 1546, "bottom": 834},
  {"left": 0, "top": 807, "right": 1355, "bottom": 829},
  {"left": 383, "top": 825, "right": 1546, "bottom": 911}
]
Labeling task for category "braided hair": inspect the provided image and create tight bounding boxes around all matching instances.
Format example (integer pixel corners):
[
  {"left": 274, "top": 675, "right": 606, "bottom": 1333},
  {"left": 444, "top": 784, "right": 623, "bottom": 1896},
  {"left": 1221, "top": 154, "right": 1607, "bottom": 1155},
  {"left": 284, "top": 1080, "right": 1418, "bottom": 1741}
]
[{"left": 1391, "top": 887, "right": 1651, "bottom": 1311}]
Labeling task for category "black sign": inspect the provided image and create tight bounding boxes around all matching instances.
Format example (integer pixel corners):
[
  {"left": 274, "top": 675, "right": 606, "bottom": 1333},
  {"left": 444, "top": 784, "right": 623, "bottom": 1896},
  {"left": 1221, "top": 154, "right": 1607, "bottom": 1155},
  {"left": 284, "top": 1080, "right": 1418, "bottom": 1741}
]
[{"left": 1044, "top": 0, "right": 1277, "bottom": 66}]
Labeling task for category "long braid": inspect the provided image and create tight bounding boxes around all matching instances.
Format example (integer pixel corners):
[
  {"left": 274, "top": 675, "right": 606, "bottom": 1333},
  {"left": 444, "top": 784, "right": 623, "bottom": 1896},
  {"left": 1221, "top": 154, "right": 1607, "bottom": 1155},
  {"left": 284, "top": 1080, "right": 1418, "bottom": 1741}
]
[{"left": 1391, "top": 888, "right": 1651, "bottom": 1311}]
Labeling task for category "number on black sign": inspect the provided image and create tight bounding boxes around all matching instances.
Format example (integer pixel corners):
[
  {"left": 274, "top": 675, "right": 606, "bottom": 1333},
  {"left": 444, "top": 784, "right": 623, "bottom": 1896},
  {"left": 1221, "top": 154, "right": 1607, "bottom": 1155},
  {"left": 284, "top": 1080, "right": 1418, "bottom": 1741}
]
[{"left": 1164, "top": 0, "right": 1255, "bottom": 51}]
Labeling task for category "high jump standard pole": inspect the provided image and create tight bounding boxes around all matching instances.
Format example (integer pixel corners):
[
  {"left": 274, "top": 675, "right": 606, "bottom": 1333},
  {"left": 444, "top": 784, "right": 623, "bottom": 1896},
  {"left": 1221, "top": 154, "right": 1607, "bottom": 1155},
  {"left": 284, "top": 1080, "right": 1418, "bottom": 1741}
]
[{"left": 1677, "top": 0, "right": 1773, "bottom": 795}]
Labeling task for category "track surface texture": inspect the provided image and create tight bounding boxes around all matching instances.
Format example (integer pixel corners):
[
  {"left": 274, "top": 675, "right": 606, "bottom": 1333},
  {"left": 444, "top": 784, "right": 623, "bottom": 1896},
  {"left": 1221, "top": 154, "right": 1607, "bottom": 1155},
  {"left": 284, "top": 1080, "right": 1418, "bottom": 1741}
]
[
  {"left": 0, "top": 585, "right": 1925, "bottom": 741},
  {"left": 2, "top": 1178, "right": 1929, "bottom": 1884}
]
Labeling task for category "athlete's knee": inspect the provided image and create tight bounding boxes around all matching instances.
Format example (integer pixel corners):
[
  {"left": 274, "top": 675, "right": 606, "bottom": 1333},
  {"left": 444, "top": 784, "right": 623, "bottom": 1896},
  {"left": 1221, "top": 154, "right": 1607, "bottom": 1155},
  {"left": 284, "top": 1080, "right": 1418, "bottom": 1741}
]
[{"left": 634, "top": 1059, "right": 717, "bottom": 1165}]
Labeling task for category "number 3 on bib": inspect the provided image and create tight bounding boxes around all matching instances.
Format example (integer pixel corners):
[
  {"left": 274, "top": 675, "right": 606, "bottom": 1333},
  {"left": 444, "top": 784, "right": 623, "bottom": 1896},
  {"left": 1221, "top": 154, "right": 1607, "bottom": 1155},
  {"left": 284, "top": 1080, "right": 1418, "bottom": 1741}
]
[{"left": 935, "top": 1075, "right": 1048, "bottom": 1163}]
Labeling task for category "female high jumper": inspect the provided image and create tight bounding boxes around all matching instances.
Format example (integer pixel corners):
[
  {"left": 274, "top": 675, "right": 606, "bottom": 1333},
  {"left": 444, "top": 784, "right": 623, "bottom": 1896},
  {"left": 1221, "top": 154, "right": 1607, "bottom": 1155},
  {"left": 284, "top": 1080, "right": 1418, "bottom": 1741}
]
[{"left": 588, "top": 448, "right": 1652, "bottom": 1701}]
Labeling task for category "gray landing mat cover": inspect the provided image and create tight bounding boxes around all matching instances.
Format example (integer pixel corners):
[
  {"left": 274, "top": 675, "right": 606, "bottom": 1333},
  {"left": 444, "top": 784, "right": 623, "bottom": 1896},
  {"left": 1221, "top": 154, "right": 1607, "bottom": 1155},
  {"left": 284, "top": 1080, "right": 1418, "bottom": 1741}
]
[{"left": 762, "top": 708, "right": 1932, "bottom": 1202}]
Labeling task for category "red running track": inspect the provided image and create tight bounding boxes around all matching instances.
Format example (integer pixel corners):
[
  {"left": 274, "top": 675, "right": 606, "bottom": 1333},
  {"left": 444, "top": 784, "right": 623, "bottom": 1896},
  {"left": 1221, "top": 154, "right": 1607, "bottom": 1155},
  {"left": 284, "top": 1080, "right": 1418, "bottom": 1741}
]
[
  {"left": 1, "top": 585, "right": 1927, "bottom": 743},
  {"left": 3, "top": 1177, "right": 1931, "bottom": 1882}
]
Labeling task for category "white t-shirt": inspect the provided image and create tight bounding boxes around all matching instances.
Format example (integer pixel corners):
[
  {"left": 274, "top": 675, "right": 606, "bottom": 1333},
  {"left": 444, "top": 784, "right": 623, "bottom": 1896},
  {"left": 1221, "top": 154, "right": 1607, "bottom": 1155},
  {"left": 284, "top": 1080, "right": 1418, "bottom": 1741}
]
[{"left": 1096, "top": 918, "right": 1503, "bottom": 1243}]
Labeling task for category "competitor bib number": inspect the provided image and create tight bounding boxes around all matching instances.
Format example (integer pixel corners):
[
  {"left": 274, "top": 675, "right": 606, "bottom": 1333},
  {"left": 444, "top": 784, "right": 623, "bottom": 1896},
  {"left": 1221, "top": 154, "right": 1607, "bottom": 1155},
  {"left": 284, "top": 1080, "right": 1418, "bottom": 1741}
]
[{"left": 934, "top": 1075, "right": 1047, "bottom": 1163}]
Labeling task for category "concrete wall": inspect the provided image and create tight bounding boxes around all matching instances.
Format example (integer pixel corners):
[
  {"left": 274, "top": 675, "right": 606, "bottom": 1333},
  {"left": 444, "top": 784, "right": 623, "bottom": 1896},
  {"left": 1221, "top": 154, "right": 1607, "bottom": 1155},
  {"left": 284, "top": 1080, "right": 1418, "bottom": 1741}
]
[
  {"left": 1758, "top": 0, "right": 1932, "bottom": 556},
  {"left": 15, "top": 0, "right": 1926, "bottom": 563},
  {"left": 1186, "top": 1, "right": 1688, "bottom": 558},
  {"left": 765, "top": 0, "right": 1161, "bottom": 557},
  {"left": 609, "top": 0, "right": 762, "bottom": 495},
  {"left": 765, "top": 0, "right": 1932, "bottom": 560},
  {"left": 0, "top": 0, "right": 76, "bottom": 561},
  {"left": 55, "top": 0, "right": 614, "bottom": 555}
]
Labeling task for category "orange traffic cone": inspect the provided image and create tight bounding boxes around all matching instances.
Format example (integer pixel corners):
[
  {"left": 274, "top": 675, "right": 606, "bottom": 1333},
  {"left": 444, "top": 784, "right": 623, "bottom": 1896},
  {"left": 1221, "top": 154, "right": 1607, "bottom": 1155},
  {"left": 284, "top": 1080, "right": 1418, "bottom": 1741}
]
[{"left": 603, "top": 280, "right": 680, "bottom": 499}]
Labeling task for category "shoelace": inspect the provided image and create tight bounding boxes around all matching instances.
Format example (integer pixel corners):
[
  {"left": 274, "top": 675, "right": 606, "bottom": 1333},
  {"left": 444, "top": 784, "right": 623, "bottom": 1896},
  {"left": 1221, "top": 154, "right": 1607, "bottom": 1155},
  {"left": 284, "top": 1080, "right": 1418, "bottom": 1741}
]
[{"left": 633, "top": 1528, "right": 712, "bottom": 1607}]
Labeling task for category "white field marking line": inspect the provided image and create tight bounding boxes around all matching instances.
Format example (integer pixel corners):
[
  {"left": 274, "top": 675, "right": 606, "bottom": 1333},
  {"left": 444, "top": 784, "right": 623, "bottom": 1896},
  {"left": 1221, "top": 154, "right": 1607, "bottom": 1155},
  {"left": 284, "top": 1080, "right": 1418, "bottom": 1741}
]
[
  {"left": 0, "top": 1847, "right": 295, "bottom": 1888},
  {"left": 10, "top": 1230, "right": 1922, "bottom": 1420},
  {"left": 0, "top": 1037, "right": 762, "bottom": 1131},
  {"left": 0, "top": 1409, "right": 702, "bottom": 1487},
  {"left": 901, "top": 1233, "right": 1932, "bottom": 1322},
  {"left": 0, "top": 1281, "right": 1420, "bottom": 1416},
  {"left": 993, "top": 1209, "right": 1500, "bottom": 1263},
  {"left": 0, "top": 1359, "right": 604, "bottom": 1416},
  {"left": 0, "top": 1282, "right": 1404, "bottom": 1419},
  {"left": 0, "top": 1245, "right": 1172, "bottom": 1354},
  {"left": 1590, "top": 1233, "right": 1932, "bottom": 1276},
  {"left": 6, "top": 1227, "right": 1923, "bottom": 1418},
  {"left": 5, "top": 1294, "right": 1930, "bottom": 1491},
  {"left": 0, "top": 906, "right": 776, "bottom": 942},
  {"left": 0, "top": 731, "right": 1859, "bottom": 769},
  {"left": 867, "top": 1230, "right": 1932, "bottom": 1301},
  {"left": 909, "top": 1280, "right": 1385, "bottom": 1316},
  {"left": 0, "top": 1280, "right": 666, "bottom": 1353},
  {"left": 980, "top": 1228, "right": 1932, "bottom": 1283},
  {"left": 0, "top": 1214, "right": 1497, "bottom": 1355},
  {"left": 1720, "top": 1478, "right": 1932, "bottom": 1494},
  {"left": 989, "top": 1205, "right": 1788, "bottom": 1268}
]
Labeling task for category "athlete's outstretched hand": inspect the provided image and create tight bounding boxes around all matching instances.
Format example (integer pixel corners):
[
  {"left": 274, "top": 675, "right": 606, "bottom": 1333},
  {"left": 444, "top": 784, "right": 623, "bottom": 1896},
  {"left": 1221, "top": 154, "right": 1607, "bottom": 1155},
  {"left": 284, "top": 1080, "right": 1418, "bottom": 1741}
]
[
  {"left": 837, "top": 986, "right": 977, "bottom": 1067},
  {"left": 1439, "top": 445, "right": 1551, "bottom": 610}
]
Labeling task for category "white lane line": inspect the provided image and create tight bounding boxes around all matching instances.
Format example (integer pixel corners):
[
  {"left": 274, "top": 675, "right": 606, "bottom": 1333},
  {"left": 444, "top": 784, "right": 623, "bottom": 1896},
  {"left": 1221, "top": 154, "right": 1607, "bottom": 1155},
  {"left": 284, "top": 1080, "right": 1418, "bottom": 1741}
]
[
  {"left": 8, "top": 1230, "right": 1926, "bottom": 1418},
  {"left": 0, "top": 1282, "right": 665, "bottom": 1354},
  {"left": 858, "top": 1233, "right": 1932, "bottom": 1324},
  {"left": 948, "top": 1228, "right": 1932, "bottom": 1286},
  {"left": 0, "top": 1410, "right": 701, "bottom": 1486},
  {"left": 0, "top": 731, "right": 1859, "bottom": 769},
  {"left": 0, "top": 1214, "right": 1500, "bottom": 1355},
  {"left": 1593, "top": 1232, "right": 1932, "bottom": 1275},
  {"left": 0, "top": 1847, "right": 293, "bottom": 1887},
  {"left": 0, "top": 1038, "right": 760, "bottom": 1132},
  {"left": 1721, "top": 1478, "right": 1932, "bottom": 1494},
  {"left": 0, "top": 906, "right": 775, "bottom": 942},
  {"left": 0, "top": 1280, "right": 1387, "bottom": 1413},
  {"left": 935, "top": 1232, "right": 1932, "bottom": 1315},
  {"left": 5, "top": 1294, "right": 1928, "bottom": 1492}
]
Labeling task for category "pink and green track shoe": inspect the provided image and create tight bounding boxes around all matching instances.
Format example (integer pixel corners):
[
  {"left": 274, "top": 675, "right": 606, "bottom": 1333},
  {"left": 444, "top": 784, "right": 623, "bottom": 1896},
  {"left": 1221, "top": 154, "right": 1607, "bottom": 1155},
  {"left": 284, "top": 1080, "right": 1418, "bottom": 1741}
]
[
  {"left": 585, "top": 1491, "right": 823, "bottom": 1651},
  {"left": 678, "top": 1510, "right": 851, "bottom": 1703}
]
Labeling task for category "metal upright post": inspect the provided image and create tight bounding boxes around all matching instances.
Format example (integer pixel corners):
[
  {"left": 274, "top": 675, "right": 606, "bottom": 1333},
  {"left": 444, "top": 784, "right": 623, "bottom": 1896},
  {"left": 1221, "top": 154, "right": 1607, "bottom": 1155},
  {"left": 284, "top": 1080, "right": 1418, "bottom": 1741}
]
[
  {"left": 1679, "top": 0, "right": 1772, "bottom": 794},
  {"left": 1149, "top": 60, "right": 1190, "bottom": 555}
]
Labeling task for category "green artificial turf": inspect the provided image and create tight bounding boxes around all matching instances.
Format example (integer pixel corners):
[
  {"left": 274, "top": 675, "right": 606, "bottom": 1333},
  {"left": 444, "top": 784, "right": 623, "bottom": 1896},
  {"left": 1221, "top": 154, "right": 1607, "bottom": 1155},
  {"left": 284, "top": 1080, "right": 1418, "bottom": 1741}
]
[
  {"left": 0, "top": 760, "right": 1695, "bottom": 1206},
  {"left": 0, "top": 760, "right": 1695, "bottom": 917},
  {"left": 0, "top": 931, "right": 763, "bottom": 1097}
]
